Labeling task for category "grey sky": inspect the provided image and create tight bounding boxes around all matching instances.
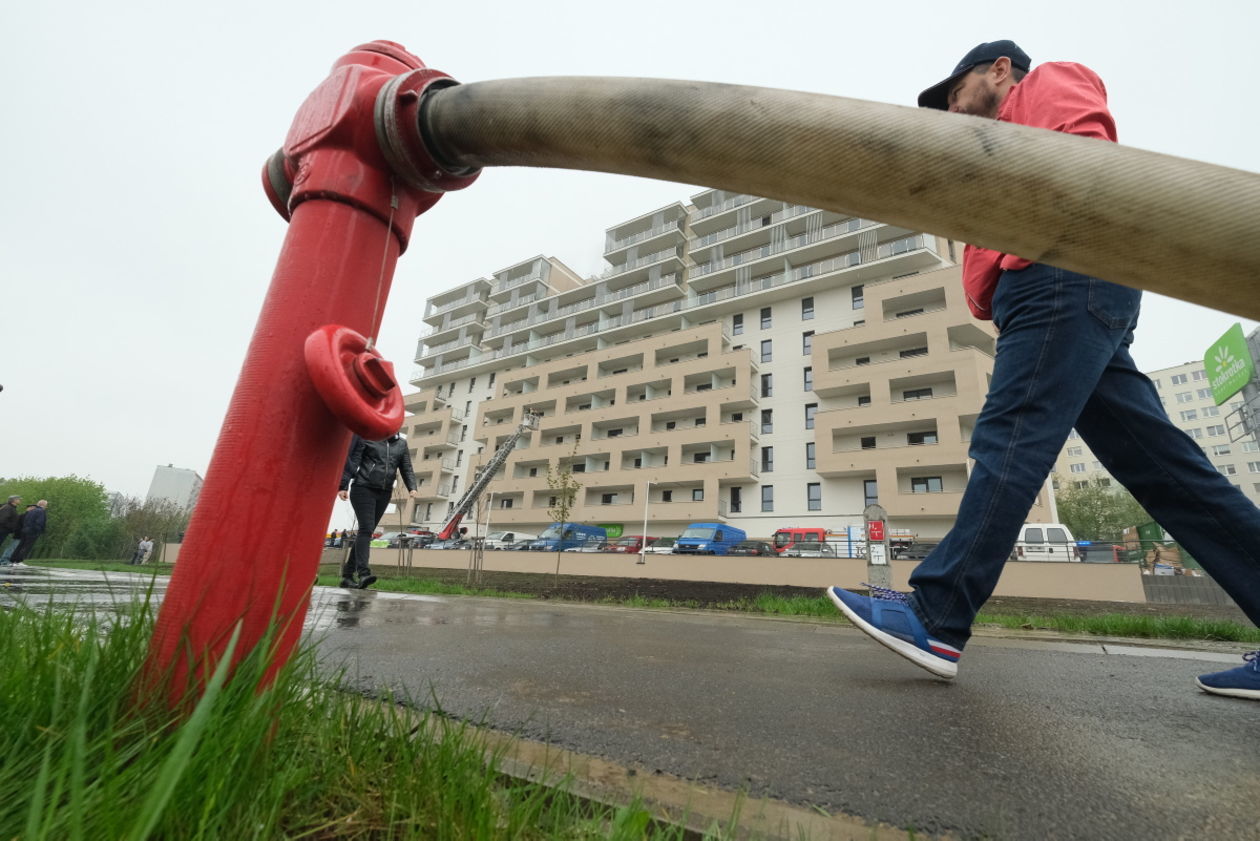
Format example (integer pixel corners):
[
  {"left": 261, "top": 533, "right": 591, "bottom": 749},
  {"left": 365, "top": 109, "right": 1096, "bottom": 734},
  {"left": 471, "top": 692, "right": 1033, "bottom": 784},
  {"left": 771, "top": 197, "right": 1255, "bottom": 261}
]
[{"left": 3, "top": 0, "right": 1258, "bottom": 502}]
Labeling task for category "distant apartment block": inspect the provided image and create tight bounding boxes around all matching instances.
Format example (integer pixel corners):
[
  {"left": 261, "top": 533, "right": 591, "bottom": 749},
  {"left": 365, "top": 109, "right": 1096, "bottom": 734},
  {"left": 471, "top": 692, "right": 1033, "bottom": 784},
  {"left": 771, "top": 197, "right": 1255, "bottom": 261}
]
[
  {"left": 146, "top": 464, "right": 204, "bottom": 511},
  {"left": 399, "top": 190, "right": 1054, "bottom": 540},
  {"left": 1052, "top": 358, "right": 1260, "bottom": 508}
]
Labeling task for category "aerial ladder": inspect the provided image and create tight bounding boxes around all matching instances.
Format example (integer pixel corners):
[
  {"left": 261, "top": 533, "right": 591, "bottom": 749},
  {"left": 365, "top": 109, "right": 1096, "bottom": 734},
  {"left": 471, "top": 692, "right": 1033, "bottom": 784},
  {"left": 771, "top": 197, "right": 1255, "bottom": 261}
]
[{"left": 436, "top": 411, "right": 540, "bottom": 541}]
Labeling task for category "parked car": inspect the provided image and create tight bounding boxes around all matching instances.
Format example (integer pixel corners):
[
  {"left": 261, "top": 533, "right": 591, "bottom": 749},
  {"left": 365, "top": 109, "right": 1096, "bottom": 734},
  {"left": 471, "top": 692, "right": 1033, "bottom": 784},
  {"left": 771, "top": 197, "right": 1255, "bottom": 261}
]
[
  {"left": 429, "top": 539, "right": 470, "bottom": 550},
  {"left": 377, "top": 531, "right": 412, "bottom": 548},
  {"left": 894, "top": 542, "right": 938, "bottom": 560},
  {"left": 485, "top": 530, "right": 537, "bottom": 550},
  {"left": 605, "top": 535, "right": 654, "bottom": 554},
  {"left": 728, "top": 540, "right": 775, "bottom": 557},
  {"left": 641, "top": 537, "right": 678, "bottom": 555},
  {"left": 562, "top": 541, "right": 611, "bottom": 553},
  {"left": 501, "top": 540, "right": 534, "bottom": 551},
  {"left": 1011, "top": 523, "right": 1078, "bottom": 562},
  {"left": 783, "top": 540, "right": 838, "bottom": 558},
  {"left": 1079, "top": 542, "right": 1125, "bottom": 563}
]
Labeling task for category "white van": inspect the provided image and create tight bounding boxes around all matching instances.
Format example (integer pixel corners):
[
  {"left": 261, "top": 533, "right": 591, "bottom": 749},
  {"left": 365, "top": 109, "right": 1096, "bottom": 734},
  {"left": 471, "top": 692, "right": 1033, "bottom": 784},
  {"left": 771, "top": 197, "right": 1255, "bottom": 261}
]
[
  {"left": 484, "top": 530, "right": 537, "bottom": 550},
  {"left": 1012, "top": 523, "right": 1078, "bottom": 562}
]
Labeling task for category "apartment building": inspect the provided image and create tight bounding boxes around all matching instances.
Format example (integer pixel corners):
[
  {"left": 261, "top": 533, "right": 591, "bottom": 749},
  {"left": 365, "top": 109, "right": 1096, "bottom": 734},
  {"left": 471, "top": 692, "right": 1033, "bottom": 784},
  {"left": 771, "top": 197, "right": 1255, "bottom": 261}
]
[
  {"left": 399, "top": 190, "right": 1053, "bottom": 541},
  {"left": 1052, "top": 358, "right": 1260, "bottom": 508}
]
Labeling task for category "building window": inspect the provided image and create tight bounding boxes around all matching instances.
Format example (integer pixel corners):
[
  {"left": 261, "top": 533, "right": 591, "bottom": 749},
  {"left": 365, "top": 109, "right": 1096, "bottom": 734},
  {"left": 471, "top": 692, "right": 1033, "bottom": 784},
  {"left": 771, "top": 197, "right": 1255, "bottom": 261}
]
[
  {"left": 807, "top": 482, "right": 822, "bottom": 511},
  {"left": 1066, "top": 446, "right": 1083, "bottom": 456},
  {"left": 468, "top": 377, "right": 476, "bottom": 393},
  {"left": 805, "top": 442, "right": 816, "bottom": 470},
  {"left": 1218, "top": 465, "right": 1238, "bottom": 476},
  {"left": 852, "top": 285, "right": 864, "bottom": 309},
  {"left": 1180, "top": 410, "right": 1198, "bottom": 422},
  {"left": 425, "top": 503, "right": 433, "bottom": 520},
  {"left": 1170, "top": 373, "right": 1188, "bottom": 385},
  {"left": 895, "top": 308, "right": 924, "bottom": 319},
  {"left": 805, "top": 403, "right": 817, "bottom": 430},
  {"left": 732, "top": 313, "right": 744, "bottom": 335},
  {"left": 911, "top": 476, "right": 944, "bottom": 493},
  {"left": 601, "top": 493, "right": 618, "bottom": 504},
  {"left": 693, "top": 452, "right": 709, "bottom": 463},
  {"left": 761, "top": 485, "right": 774, "bottom": 512},
  {"left": 907, "top": 431, "right": 938, "bottom": 445},
  {"left": 1176, "top": 392, "right": 1194, "bottom": 403},
  {"left": 665, "top": 421, "right": 676, "bottom": 430},
  {"left": 529, "top": 467, "right": 538, "bottom": 477},
  {"left": 860, "top": 436, "right": 876, "bottom": 450},
  {"left": 761, "top": 307, "right": 772, "bottom": 329},
  {"left": 1197, "top": 388, "right": 1213, "bottom": 400},
  {"left": 1070, "top": 463, "right": 1086, "bottom": 473},
  {"left": 1187, "top": 428, "right": 1204, "bottom": 439},
  {"left": 1207, "top": 424, "right": 1226, "bottom": 437},
  {"left": 1248, "top": 462, "right": 1260, "bottom": 473},
  {"left": 761, "top": 373, "right": 773, "bottom": 397},
  {"left": 802, "top": 331, "right": 814, "bottom": 355},
  {"left": 803, "top": 367, "right": 813, "bottom": 391},
  {"left": 455, "top": 451, "right": 463, "bottom": 466},
  {"left": 499, "top": 498, "right": 513, "bottom": 509},
  {"left": 692, "top": 488, "right": 704, "bottom": 502},
  {"left": 549, "top": 496, "right": 558, "bottom": 506},
  {"left": 1203, "top": 406, "right": 1221, "bottom": 417},
  {"left": 902, "top": 387, "right": 933, "bottom": 401},
  {"left": 899, "top": 347, "right": 928, "bottom": 359},
  {"left": 863, "top": 479, "right": 878, "bottom": 507},
  {"left": 1212, "top": 444, "right": 1232, "bottom": 456},
  {"left": 488, "top": 373, "right": 495, "bottom": 388},
  {"left": 761, "top": 340, "right": 773, "bottom": 362},
  {"left": 460, "top": 425, "right": 468, "bottom": 441},
  {"left": 1193, "top": 369, "right": 1207, "bottom": 381},
  {"left": 802, "top": 297, "right": 815, "bottom": 320},
  {"left": 857, "top": 395, "right": 871, "bottom": 406},
  {"left": 730, "top": 487, "right": 742, "bottom": 514},
  {"left": 607, "top": 428, "right": 623, "bottom": 438},
  {"left": 855, "top": 356, "right": 871, "bottom": 366},
  {"left": 761, "top": 409, "right": 773, "bottom": 434},
  {"left": 662, "top": 490, "right": 673, "bottom": 502},
  {"left": 762, "top": 446, "right": 774, "bottom": 472}
]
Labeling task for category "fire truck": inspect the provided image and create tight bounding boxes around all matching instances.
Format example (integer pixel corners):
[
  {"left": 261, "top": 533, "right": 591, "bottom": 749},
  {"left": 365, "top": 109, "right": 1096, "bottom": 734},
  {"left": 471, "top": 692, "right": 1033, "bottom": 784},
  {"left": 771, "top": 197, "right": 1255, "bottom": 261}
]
[{"left": 435, "top": 412, "right": 540, "bottom": 541}]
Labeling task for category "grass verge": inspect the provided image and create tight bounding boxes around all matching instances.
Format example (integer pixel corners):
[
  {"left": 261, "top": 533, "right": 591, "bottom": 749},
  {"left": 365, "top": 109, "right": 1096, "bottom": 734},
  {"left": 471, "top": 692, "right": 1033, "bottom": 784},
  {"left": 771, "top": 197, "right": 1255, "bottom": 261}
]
[
  {"left": 24, "top": 561, "right": 1260, "bottom": 645},
  {"left": 0, "top": 597, "right": 710, "bottom": 840}
]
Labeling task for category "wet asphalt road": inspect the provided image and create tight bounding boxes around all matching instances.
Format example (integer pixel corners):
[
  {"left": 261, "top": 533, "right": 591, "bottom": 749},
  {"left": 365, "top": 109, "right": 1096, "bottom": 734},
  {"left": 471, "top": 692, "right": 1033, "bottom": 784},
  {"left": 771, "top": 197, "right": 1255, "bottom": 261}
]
[{"left": 5, "top": 566, "right": 1257, "bottom": 840}]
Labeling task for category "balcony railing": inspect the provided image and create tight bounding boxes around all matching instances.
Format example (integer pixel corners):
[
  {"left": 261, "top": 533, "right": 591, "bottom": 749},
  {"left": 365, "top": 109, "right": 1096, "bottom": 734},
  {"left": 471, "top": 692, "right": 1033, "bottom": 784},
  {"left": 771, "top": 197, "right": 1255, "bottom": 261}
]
[
  {"left": 485, "top": 292, "right": 539, "bottom": 318},
  {"left": 603, "top": 247, "right": 679, "bottom": 277},
  {"left": 483, "top": 274, "right": 681, "bottom": 340},
  {"left": 689, "top": 193, "right": 759, "bottom": 221},
  {"left": 421, "top": 236, "right": 936, "bottom": 374},
  {"left": 693, "top": 204, "right": 818, "bottom": 248},
  {"left": 493, "top": 272, "right": 545, "bottom": 295},
  {"left": 693, "top": 217, "right": 879, "bottom": 276},
  {"left": 426, "top": 290, "right": 484, "bottom": 318},
  {"left": 606, "top": 220, "right": 682, "bottom": 253}
]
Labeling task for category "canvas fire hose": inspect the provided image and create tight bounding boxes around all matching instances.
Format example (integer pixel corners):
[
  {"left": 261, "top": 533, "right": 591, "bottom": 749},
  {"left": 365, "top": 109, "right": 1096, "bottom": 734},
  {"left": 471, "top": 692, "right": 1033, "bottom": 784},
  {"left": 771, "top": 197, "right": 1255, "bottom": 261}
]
[{"left": 145, "top": 40, "right": 1260, "bottom": 705}]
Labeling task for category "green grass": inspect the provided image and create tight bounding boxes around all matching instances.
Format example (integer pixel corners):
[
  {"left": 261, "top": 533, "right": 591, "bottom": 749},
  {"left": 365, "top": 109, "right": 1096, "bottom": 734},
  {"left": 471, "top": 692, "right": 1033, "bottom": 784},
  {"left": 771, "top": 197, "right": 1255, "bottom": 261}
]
[
  {"left": 0, "top": 598, "right": 712, "bottom": 840},
  {"left": 24, "top": 561, "right": 1260, "bottom": 644}
]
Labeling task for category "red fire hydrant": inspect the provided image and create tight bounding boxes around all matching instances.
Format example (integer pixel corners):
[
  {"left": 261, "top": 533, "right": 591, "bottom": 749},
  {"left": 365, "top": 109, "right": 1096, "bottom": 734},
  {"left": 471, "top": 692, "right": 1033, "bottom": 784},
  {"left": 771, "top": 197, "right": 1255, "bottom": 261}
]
[{"left": 146, "top": 41, "right": 478, "bottom": 704}]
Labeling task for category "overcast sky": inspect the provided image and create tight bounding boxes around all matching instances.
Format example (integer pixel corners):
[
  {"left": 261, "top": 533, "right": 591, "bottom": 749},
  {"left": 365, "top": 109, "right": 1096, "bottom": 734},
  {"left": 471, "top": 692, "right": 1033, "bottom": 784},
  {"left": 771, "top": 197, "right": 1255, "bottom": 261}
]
[{"left": 3, "top": 0, "right": 1258, "bottom": 506}]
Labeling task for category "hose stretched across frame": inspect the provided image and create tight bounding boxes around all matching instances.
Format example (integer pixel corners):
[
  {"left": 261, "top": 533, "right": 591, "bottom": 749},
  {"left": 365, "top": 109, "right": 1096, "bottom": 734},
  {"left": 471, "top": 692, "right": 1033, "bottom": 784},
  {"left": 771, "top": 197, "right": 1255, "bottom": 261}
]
[{"left": 420, "top": 77, "right": 1260, "bottom": 320}]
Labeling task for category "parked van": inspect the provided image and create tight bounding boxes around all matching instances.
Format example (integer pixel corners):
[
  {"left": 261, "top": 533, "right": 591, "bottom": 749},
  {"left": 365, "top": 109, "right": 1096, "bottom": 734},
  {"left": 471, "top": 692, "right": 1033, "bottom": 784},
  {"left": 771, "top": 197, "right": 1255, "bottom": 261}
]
[
  {"left": 529, "top": 523, "right": 606, "bottom": 552},
  {"left": 674, "top": 523, "right": 748, "bottom": 555},
  {"left": 484, "top": 530, "right": 537, "bottom": 550},
  {"left": 772, "top": 526, "right": 826, "bottom": 555},
  {"left": 1012, "top": 523, "right": 1078, "bottom": 562}
]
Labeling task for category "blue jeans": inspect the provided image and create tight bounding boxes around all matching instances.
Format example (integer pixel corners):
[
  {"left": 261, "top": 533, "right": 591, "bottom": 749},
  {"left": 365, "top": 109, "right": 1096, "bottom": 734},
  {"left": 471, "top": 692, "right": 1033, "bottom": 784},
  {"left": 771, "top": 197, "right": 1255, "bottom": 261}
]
[{"left": 908, "top": 264, "right": 1260, "bottom": 648}]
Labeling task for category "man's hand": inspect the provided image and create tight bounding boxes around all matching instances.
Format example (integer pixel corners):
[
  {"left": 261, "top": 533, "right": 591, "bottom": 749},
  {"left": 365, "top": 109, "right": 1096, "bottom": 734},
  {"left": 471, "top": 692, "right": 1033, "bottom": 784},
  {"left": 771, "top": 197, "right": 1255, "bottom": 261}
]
[
  {"left": 338, "top": 490, "right": 349, "bottom": 501},
  {"left": 408, "top": 489, "right": 419, "bottom": 499}
]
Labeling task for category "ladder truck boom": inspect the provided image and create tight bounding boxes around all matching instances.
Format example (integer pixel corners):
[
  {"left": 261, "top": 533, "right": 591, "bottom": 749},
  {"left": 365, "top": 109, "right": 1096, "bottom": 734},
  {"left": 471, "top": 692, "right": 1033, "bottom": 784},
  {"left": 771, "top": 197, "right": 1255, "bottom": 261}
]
[{"left": 436, "top": 411, "right": 540, "bottom": 540}]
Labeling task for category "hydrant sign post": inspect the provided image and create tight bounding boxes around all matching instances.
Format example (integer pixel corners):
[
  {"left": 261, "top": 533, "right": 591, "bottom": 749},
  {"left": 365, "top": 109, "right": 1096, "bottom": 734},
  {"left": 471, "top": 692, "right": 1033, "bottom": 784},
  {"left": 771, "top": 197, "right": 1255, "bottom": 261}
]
[
  {"left": 863, "top": 503, "right": 892, "bottom": 589},
  {"left": 146, "top": 42, "right": 479, "bottom": 705}
]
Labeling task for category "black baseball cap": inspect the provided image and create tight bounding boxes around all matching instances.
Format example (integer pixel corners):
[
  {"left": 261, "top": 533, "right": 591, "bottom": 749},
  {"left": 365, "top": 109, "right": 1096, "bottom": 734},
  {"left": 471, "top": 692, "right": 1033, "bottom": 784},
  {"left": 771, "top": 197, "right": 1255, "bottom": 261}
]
[{"left": 918, "top": 40, "right": 1031, "bottom": 110}]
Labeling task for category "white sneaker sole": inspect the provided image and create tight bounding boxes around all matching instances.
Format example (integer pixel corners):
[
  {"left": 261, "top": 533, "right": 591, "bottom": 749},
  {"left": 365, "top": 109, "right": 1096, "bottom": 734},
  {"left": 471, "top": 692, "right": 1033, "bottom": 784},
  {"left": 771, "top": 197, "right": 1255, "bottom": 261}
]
[
  {"left": 827, "top": 587, "right": 957, "bottom": 679},
  {"left": 1195, "top": 678, "right": 1260, "bottom": 700}
]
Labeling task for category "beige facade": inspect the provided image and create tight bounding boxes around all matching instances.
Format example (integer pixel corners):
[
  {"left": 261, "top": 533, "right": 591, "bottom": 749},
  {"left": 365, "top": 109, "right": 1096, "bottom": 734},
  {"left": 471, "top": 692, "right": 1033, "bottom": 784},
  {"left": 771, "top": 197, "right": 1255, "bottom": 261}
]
[
  {"left": 398, "top": 190, "right": 1053, "bottom": 542},
  {"left": 1052, "top": 358, "right": 1260, "bottom": 507}
]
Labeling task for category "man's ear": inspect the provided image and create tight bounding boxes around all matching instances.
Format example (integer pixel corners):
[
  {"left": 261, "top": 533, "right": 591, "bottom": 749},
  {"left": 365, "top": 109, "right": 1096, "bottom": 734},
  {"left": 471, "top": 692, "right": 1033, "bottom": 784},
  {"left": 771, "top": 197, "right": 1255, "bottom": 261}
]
[{"left": 990, "top": 55, "right": 1012, "bottom": 83}]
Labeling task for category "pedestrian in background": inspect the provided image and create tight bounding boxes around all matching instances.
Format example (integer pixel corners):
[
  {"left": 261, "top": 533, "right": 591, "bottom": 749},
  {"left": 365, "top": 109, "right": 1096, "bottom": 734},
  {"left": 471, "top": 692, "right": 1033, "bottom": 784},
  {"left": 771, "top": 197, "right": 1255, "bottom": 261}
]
[
  {"left": 0, "top": 494, "right": 21, "bottom": 566},
  {"left": 336, "top": 432, "right": 418, "bottom": 590},
  {"left": 828, "top": 40, "right": 1260, "bottom": 702},
  {"left": 10, "top": 499, "right": 48, "bottom": 568}
]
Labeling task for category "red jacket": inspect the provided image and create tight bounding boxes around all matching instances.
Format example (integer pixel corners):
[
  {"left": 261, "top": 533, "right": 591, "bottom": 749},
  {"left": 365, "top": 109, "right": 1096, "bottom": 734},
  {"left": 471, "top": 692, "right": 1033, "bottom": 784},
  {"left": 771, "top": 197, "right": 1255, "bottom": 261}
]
[{"left": 962, "top": 62, "right": 1118, "bottom": 320}]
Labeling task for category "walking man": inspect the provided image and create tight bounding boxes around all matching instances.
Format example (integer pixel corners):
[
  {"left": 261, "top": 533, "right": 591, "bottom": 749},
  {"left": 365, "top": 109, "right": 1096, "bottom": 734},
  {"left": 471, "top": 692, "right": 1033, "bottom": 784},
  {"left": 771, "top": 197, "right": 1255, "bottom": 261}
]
[
  {"left": 827, "top": 40, "right": 1260, "bottom": 700},
  {"left": 336, "top": 431, "right": 418, "bottom": 590},
  {"left": 10, "top": 499, "right": 48, "bottom": 568},
  {"left": 0, "top": 495, "right": 20, "bottom": 566}
]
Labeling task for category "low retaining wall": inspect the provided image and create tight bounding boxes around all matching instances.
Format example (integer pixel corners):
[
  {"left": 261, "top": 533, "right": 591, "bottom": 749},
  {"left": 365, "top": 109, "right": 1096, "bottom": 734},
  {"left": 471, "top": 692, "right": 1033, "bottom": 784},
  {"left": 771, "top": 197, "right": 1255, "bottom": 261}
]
[{"left": 320, "top": 546, "right": 1148, "bottom": 603}]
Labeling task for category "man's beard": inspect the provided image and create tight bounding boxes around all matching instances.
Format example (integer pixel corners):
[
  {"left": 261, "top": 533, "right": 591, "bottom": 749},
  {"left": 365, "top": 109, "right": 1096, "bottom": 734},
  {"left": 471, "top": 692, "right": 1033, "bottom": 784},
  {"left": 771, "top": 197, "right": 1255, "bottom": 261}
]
[{"left": 964, "top": 86, "right": 1001, "bottom": 119}]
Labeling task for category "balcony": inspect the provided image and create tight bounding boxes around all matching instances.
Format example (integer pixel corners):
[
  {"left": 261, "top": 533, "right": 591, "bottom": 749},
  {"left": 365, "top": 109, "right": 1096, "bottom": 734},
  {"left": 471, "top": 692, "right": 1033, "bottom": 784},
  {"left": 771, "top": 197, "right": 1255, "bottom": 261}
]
[
  {"left": 604, "top": 219, "right": 686, "bottom": 258},
  {"left": 691, "top": 204, "right": 819, "bottom": 252},
  {"left": 423, "top": 286, "right": 488, "bottom": 325},
  {"left": 491, "top": 272, "right": 546, "bottom": 297},
  {"left": 414, "top": 483, "right": 453, "bottom": 503},
  {"left": 483, "top": 274, "right": 683, "bottom": 341},
  {"left": 485, "top": 292, "right": 540, "bottom": 318}
]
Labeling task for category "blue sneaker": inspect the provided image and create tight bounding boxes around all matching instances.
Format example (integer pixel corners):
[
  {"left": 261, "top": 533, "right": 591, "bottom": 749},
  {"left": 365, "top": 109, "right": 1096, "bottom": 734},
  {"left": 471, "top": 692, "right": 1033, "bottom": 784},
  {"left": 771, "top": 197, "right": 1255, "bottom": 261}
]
[
  {"left": 1195, "top": 651, "right": 1260, "bottom": 700},
  {"left": 826, "top": 585, "right": 961, "bottom": 679}
]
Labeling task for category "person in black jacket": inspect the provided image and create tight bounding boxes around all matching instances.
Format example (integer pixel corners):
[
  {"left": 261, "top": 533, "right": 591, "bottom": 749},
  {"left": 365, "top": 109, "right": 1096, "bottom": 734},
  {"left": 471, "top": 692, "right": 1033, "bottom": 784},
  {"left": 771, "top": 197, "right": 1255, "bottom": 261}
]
[
  {"left": 10, "top": 500, "right": 48, "bottom": 567},
  {"left": 337, "top": 432, "right": 417, "bottom": 589}
]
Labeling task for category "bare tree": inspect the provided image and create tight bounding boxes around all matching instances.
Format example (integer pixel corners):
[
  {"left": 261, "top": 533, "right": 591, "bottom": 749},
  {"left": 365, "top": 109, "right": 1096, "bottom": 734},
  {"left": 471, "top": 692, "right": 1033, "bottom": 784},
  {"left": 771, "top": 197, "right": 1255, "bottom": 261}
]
[{"left": 545, "top": 438, "right": 583, "bottom": 578}]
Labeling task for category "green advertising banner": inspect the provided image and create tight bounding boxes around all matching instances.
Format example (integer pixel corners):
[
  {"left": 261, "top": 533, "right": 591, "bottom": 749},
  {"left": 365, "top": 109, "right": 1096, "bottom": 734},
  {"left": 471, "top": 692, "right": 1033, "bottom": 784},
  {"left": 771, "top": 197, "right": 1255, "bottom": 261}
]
[
  {"left": 598, "top": 523, "right": 624, "bottom": 539},
  {"left": 1206, "top": 324, "right": 1254, "bottom": 405}
]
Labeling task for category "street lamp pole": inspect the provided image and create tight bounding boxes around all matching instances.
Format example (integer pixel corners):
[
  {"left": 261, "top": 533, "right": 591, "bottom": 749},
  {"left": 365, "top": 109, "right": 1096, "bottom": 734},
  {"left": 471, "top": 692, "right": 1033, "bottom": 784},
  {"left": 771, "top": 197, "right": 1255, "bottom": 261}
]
[{"left": 638, "top": 480, "right": 654, "bottom": 565}]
